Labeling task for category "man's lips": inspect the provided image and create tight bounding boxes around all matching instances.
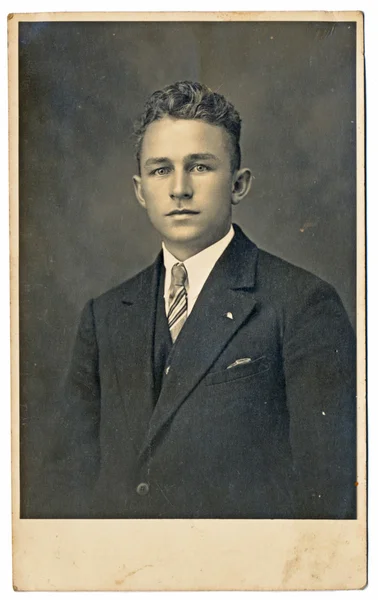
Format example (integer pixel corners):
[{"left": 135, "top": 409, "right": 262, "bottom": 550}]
[{"left": 166, "top": 209, "right": 200, "bottom": 216}]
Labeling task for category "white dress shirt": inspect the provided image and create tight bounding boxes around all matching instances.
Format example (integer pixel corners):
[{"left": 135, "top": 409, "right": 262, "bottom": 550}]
[{"left": 162, "top": 225, "right": 235, "bottom": 317}]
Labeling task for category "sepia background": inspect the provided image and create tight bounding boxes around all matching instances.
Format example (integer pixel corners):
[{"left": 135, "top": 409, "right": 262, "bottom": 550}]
[{"left": 19, "top": 20, "right": 356, "bottom": 517}]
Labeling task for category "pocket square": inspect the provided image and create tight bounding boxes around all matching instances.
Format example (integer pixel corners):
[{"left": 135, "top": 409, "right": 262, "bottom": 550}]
[{"left": 227, "top": 357, "right": 253, "bottom": 370}]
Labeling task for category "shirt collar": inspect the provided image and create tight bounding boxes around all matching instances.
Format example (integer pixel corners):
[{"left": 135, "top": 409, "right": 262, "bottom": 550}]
[{"left": 162, "top": 225, "right": 235, "bottom": 301}]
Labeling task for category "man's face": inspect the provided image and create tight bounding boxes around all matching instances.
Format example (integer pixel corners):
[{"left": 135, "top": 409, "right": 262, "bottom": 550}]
[{"left": 133, "top": 117, "right": 246, "bottom": 259}]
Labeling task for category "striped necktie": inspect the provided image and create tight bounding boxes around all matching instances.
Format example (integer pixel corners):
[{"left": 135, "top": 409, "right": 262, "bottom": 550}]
[{"left": 167, "top": 263, "right": 188, "bottom": 343}]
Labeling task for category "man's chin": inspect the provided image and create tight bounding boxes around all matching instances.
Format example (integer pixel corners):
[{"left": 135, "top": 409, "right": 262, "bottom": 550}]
[{"left": 162, "top": 223, "right": 204, "bottom": 244}]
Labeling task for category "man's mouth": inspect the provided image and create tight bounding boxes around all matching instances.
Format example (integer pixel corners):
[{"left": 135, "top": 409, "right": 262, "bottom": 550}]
[{"left": 166, "top": 209, "right": 200, "bottom": 216}]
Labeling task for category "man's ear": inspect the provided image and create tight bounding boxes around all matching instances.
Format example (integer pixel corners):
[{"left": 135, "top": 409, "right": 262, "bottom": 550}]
[
  {"left": 133, "top": 175, "right": 146, "bottom": 209},
  {"left": 231, "top": 168, "right": 252, "bottom": 206}
]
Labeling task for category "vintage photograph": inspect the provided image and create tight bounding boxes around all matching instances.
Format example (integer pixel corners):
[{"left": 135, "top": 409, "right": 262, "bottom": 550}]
[{"left": 11, "top": 11, "right": 366, "bottom": 590}]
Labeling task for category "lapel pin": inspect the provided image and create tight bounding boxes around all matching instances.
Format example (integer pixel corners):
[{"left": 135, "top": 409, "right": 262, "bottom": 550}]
[{"left": 226, "top": 312, "right": 234, "bottom": 320}]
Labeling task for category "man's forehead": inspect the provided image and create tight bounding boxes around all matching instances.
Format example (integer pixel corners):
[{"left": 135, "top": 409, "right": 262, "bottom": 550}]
[{"left": 141, "top": 116, "right": 230, "bottom": 156}]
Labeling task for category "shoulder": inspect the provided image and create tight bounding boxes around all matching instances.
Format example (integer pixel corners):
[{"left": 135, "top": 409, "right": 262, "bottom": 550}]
[
  {"left": 254, "top": 247, "right": 352, "bottom": 341},
  {"left": 233, "top": 224, "right": 335, "bottom": 301},
  {"left": 234, "top": 225, "right": 352, "bottom": 335},
  {"left": 257, "top": 248, "right": 328, "bottom": 291},
  {"left": 255, "top": 247, "right": 342, "bottom": 314},
  {"left": 91, "top": 260, "right": 157, "bottom": 313}
]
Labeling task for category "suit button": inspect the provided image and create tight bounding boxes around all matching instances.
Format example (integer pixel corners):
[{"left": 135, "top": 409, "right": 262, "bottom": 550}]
[{"left": 136, "top": 482, "right": 150, "bottom": 496}]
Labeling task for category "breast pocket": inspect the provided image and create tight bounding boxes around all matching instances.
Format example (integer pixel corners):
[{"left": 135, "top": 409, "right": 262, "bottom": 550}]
[{"left": 205, "top": 356, "right": 270, "bottom": 386}]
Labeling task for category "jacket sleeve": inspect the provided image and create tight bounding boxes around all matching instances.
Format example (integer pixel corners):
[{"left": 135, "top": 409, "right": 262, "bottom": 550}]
[
  {"left": 45, "top": 299, "right": 101, "bottom": 517},
  {"left": 282, "top": 278, "right": 357, "bottom": 518}
]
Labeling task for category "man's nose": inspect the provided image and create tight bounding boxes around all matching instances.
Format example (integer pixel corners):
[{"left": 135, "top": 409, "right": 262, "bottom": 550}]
[{"left": 169, "top": 170, "right": 193, "bottom": 200}]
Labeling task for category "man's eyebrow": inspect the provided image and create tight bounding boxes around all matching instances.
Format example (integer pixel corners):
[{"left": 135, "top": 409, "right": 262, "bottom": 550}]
[
  {"left": 185, "top": 153, "right": 219, "bottom": 162},
  {"left": 143, "top": 153, "right": 219, "bottom": 168},
  {"left": 144, "top": 157, "right": 171, "bottom": 168}
]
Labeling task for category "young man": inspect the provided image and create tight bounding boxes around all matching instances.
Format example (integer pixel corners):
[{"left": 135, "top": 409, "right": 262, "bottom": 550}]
[{"left": 50, "top": 81, "right": 356, "bottom": 519}]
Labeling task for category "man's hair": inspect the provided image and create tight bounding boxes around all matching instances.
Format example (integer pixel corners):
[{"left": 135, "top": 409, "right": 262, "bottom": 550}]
[{"left": 134, "top": 81, "right": 242, "bottom": 173}]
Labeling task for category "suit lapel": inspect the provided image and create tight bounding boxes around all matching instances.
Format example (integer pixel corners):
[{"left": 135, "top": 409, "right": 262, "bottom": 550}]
[
  {"left": 139, "top": 227, "right": 259, "bottom": 458},
  {"left": 108, "top": 255, "right": 163, "bottom": 452}
]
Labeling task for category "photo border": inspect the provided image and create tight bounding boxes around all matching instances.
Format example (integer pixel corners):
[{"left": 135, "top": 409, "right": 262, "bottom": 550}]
[{"left": 9, "top": 11, "right": 366, "bottom": 591}]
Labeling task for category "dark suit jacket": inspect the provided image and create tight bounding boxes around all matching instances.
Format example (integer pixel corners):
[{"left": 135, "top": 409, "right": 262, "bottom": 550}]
[{"left": 48, "top": 225, "right": 356, "bottom": 519}]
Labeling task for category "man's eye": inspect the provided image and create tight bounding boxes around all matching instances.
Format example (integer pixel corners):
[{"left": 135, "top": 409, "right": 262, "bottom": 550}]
[
  {"left": 152, "top": 167, "right": 170, "bottom": 176},
  {"left": 192, "top": 164, "right": 210, "bottom": 173}
]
